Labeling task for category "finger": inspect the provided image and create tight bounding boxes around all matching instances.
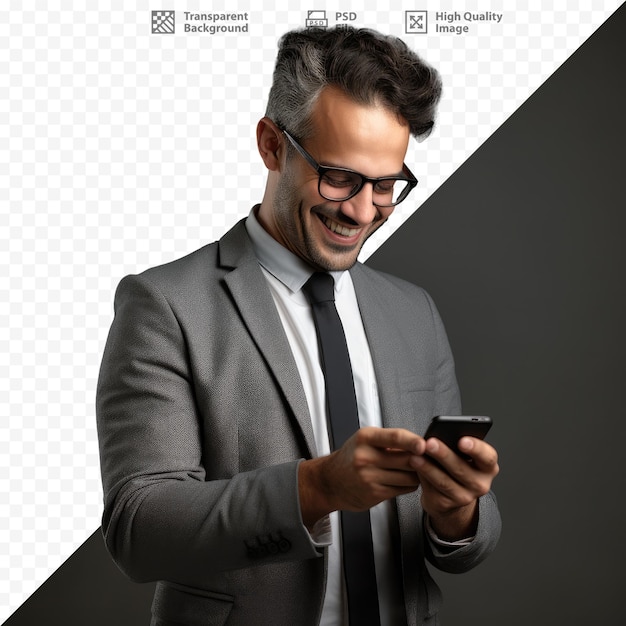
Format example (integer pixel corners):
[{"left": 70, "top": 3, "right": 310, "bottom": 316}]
[
  {"left": 364, "top": 468, "right": 421, "bottom": 502},
  {"left": 356, "top": 426, "right": 426, "bottom": 455},
  {"left": 457, "top": 437, "right": 500, "bottom": 476},
  {"left": 423, "top": 437, "right": 468, "bottom": 474},
  {"left": 372, "top": 447, "right": 424, "bottom": 471},
  {"left": 350, "top": 445, "right": 423, "bottom": 478},
  {"left": 373, "top": 467, "right": 422, "bottom": 489},
  {"left": 410, "top": 448, "right": 461, "bottom": 482},
  {"left": 424, "top": 436, "right": 498, "bottom": 481},
  {"left": 414, "top": 439, "right": 495, "bottom": 498},
  {"left": 411, "top": 456, "right": 474, "bottom": 504}
]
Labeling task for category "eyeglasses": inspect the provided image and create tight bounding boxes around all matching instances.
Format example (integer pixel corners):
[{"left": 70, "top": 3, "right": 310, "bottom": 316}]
[{"left": 282, "top": 129, "right": 418, "bottom": 208}]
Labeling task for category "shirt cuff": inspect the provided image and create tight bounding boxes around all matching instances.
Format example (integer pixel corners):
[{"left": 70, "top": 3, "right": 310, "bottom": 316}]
[
  {"left": 426, "top": 514, "right": 474, "bottom": 547},
  {"left": 307, "top": 514, "right": 332, "bottom": 547}
]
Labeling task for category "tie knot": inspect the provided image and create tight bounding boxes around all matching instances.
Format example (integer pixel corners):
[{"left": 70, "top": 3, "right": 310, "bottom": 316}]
[{"left": 303, "top": 272, "right": 335, "bottom": 304}]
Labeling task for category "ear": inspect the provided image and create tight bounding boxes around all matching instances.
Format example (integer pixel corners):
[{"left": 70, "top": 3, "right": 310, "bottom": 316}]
[{"left": 257, "top": 117, "right": 284, "bottom": 171}]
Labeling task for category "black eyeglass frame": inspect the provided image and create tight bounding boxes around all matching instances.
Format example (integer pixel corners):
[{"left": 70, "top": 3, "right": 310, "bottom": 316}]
[{"left": 281, "top": 129, "right": 418, "bottom": 208}]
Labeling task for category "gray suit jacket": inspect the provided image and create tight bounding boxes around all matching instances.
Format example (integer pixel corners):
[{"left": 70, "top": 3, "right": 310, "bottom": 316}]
[{"left": 96, "top": 219, "right": 500, "bottom": 626}]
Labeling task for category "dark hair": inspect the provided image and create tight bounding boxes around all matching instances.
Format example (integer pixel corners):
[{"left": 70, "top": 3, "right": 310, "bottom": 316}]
[{"left": 265, "top": 26, "right": 442, "bottom": 141}]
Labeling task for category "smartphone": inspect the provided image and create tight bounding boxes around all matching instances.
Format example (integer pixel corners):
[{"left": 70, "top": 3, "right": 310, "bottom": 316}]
[{"left": 424, "top": 415, "right": 492, "bottom": 460}]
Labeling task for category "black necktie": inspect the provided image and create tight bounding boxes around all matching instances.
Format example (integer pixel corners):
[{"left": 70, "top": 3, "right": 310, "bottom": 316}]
[{"left": 303, "top": 272, "right": 381, "bottom": 626}]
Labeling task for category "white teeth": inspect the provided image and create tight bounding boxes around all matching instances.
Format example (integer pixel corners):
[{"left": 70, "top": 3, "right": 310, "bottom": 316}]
[{"left": 321, "top": 215, "right": 360, "bottom": 237}]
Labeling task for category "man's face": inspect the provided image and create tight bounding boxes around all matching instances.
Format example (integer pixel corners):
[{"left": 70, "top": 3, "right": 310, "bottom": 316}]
[{"left": 263, "top": 87, "right": 411, "bottom": 272}]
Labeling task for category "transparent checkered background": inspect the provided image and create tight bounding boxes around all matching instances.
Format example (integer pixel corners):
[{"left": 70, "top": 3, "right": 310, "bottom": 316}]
[{"left": 0, "top": 0, "right": 621, "bottom": 618}]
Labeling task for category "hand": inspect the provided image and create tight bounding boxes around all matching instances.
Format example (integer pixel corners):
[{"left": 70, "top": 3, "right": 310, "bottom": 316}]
[
  {"left": 298, "top": 427, "right": 426, "bottom": 528},
  {"left": 410, "top": 436, "right": 500, "bottom": 540}
]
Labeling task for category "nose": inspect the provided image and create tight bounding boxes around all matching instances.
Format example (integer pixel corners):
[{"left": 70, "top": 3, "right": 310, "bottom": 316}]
[{"left": 340, "top": 182, "right": 391, "bottom": 226}]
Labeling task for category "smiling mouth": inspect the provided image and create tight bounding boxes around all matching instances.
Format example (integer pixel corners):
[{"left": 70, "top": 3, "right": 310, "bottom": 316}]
[{"left": 319, "top": 214, "right": 361, "bottom": 238}]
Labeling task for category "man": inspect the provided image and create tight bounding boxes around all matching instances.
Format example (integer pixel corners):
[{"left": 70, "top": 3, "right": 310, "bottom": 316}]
[{"left": 96, "top": 26, "right": 500, "bottom": 626}]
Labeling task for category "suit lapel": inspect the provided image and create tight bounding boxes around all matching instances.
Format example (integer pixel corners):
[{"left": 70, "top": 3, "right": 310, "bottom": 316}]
[
  {"left": 351, "top": 263, "right": 425, "bottom": 605},
  {"left": 219, "top": 220, "right": 318, "bottom": 458},
  {"left": 350, "top": 264, "right": 411, "bottom": 433}
]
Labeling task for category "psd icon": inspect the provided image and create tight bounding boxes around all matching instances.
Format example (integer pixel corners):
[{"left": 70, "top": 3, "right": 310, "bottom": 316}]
[
  {"left": 405, "top": 11, "right": 427, "bottom": 34},
  {"left": 152, "top": 10, "right": 175, "bottom": 34}
]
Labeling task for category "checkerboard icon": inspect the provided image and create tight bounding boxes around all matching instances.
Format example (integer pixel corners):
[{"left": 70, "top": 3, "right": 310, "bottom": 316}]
[
  {"left": 152, "top": 10, "right": 175, "bottom": 34},
  {"left": 405, "top": 11, "right": 428, "bottom": 34}
]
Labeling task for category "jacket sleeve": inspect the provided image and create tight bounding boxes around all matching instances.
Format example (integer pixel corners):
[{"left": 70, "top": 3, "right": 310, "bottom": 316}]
[
  {"left": 420, "top": 289, "right": 502, "bottom": 573},
  {"left": 96, "top": 274, "right": 321, "bottom": 586}
]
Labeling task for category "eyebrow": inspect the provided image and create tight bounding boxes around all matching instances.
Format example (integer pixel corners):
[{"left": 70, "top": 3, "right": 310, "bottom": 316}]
[
  {"left": 317, "top": 159, "right": 406, "bottom": 179},
  {"left": 284, "top": 129, "right": 407, "bottom": 179}
]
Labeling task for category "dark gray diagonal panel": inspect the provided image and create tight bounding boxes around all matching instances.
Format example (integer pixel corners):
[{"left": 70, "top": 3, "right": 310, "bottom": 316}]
[
  {"left": 3, "top": 530, "right": 155, "bottom": 625},
  {"left": 368, "top": 3, "right": 626, "bottom": 624}
]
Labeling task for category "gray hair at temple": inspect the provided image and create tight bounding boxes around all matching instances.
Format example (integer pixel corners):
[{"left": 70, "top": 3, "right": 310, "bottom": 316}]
[{"left": 265, "top": 26, "right": 442, "bottom": 141}]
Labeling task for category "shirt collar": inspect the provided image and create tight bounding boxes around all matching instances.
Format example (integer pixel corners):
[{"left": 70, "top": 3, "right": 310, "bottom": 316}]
[{"left": 245, "top": 206, "right": 347, "bottom": 294}]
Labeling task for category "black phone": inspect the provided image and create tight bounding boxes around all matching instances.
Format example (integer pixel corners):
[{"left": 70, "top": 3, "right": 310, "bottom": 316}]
[{"left": 424, "top": 415, "right": 492, "bottom": 460}]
